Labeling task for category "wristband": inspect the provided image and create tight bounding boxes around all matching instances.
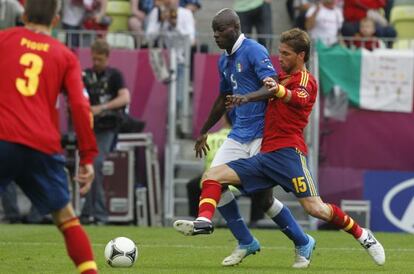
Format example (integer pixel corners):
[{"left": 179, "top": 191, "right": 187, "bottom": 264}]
[{"left": 275, "top": 84, "right": 286, "bottom": 98}]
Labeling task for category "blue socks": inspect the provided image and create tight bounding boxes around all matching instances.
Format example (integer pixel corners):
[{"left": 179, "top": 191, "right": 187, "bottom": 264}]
[
  {"left": 218, "top": 198, "right": 253, "bottom": 246},
  {"left": 219, "top": 193, "right": 308, "bottom": 247},
  {"left": 271, "top": 206, "right": 309, "bottom": 246}
]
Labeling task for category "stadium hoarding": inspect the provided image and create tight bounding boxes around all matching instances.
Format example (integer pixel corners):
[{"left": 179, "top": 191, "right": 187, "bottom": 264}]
[{"left": 364, "top": 171, "right": 414, "bottom": 233}]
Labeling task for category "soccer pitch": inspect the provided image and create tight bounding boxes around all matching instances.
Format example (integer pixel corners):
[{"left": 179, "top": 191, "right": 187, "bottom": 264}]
[{"left": 0, "top": 224, "right": 412, "bottom": 273}]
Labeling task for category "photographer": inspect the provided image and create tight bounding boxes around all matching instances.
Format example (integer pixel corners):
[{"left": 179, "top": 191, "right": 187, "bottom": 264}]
[{"left": 81, "top": 38, "right": 130, "bottom": 225}]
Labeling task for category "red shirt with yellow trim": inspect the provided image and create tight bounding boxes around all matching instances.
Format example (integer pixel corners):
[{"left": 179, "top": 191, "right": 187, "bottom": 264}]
[
  {"left": 0, "top": 27, "right": 97, "bottom": 164},
  {"left": 261, "top": 69, "right": 317, "bottom": 155}
]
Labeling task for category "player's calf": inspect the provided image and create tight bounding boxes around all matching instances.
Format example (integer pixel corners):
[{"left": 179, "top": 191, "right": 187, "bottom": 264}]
[{"left": 58, "top": 217, "right": 98, "bottom": 274}]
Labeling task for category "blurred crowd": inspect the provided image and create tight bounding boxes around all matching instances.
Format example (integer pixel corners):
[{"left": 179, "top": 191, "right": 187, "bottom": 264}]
[
  {"left": 1, "top": 0, "right": 402, "bottom": 51},
  {"left": 287, "top": 0, "right": 397, "bottom": 50}
]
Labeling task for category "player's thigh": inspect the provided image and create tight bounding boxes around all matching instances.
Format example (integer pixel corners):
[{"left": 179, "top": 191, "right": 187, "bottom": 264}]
[
  {"left": 210, "top": 138, "right": 250, "bottom": 167},
  {"left": 203, "top": 164, "right": 241, "bottom": 185},
  {"left": 261, "top": 148, "right": 319, "bottom": 198},
  {"left": 16, "top": 149, "right": 70, "bottom": 216},
  {"left": 227, "top": 154, "right": 276, "bottom": 193}
]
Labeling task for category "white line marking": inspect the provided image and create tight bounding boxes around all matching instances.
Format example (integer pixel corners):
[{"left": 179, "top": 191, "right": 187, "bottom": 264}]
[{"left": 0, "top": 242, "right": 413, "bottom": 252}]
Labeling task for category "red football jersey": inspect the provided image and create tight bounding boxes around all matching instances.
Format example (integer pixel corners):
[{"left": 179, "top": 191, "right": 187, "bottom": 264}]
[
  {"left": 0, "top": 27, "right": 97, "bottom": 164},
  {"left": 261, "top": 69, "right": 318, "bottom": 155}
]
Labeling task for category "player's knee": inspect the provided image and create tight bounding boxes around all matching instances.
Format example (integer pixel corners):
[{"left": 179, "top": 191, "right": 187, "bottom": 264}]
[
  {"left": 302, "top": 202, "right": 326, "bottom": 219},
  {"left": 202, "top": 165, "right": 227, "bottom": 182}
]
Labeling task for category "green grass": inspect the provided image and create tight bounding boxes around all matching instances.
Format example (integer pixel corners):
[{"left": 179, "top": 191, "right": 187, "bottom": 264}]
[{"left": 0, "top": 224, "right": 412, "bottom": 273}]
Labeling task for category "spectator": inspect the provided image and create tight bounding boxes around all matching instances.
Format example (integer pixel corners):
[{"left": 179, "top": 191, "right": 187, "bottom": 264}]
[
  {"left": 61, "top": 0, "right": 108, "bottom": 47},
  {"left": 305, "top": 0, "right": 343, "bottom": 46},
  {"left": 341, "top": 0, "right": 396, "bottom": 42},
  {"left": 128, "top": 0, "right": 154, "bottom": 46},
  {"left": 146, "top": 0, "right": 195, "bottom": 46},
  {"left": 292, "top": 0, "right": 316, "bottom": 29},
  {"left": 146, "top": 0, "right": 195, "bottom": 120},
  {"left": 180, "top": 0, "right": 201, "bottom": 13},
  {"left": 349, "top": 17, "right": 384, "bottom": 50},
  {"left": 384, "top": 0, "right": 394, "bottom": 21},
  {"left": 0, "top": 0, "right": 23, "bottom": 29},
  {"left": 234, "top": 0, "right": 273, "bottom": 48},
  {"left": 80, "top": 39, "right": 131, "bottom": 225}
]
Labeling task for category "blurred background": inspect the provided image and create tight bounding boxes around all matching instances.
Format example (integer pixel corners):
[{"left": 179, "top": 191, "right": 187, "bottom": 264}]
[{"left": 1, "top": 0, "right": 414, "bottom": 234}]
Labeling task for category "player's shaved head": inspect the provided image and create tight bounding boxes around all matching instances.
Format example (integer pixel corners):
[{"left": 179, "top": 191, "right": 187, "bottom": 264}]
[
  {"left": 212, "top": 8, "right": 241, "bottom": 51},
  {"left": 212, "top": 8, "right": 240, "bottom": 31}
]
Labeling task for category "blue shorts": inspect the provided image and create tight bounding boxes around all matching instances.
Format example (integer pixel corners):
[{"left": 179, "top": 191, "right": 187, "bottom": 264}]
[
  {"left": 227, "top": 147, "right": 319, "bottom": 198},
  {"left": 0, "top": 141, "right": 70, "bottom": 215}
]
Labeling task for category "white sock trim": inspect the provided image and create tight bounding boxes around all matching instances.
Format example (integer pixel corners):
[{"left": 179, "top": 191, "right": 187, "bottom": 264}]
[
  {"left": 196, "top": 217, "right": 211, "bottom": 223},
  {"left": 217, "top": 189, "right": 236, "bottom": 207},
  {"left": 357, "top": 228, "right": 368, "bottom": 243},
  {"left": 266, "top": 197, "right": 284, "bottom": 218}
]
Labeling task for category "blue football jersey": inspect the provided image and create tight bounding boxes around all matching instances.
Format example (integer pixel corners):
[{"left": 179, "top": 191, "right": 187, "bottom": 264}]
[{"left": 218, "top": 37, "right": 277, "bottom": 143}]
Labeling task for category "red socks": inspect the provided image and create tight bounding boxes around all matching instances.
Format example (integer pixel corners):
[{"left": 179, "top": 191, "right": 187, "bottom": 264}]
[
  {"left": 328, "top": 204, "right": 363, "bottom": 238},
  {"left": 59, "top": 218, "right": 98, "bottom": 274},
  {"left": 198, "top": 179, "right": 222, "bottom": 220}
]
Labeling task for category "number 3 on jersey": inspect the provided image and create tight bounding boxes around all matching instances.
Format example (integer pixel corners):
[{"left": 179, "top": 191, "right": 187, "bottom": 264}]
[{"left": 16, "top": 53, "right": 44, "bottom": 96}]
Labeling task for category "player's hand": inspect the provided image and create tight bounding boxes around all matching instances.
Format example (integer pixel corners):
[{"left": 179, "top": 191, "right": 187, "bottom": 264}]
[
  {"left": 74, "top": 164, "right": 95, "bottom": 196},
  {"left": 91, "top": 105, "right": 104, "bottom": 115},
  {"left": 225, "top": 94, "right": 248, "bottom": 108},
  {"left": 263, "top": 77, "right": 278, "bottom": 92},
  {"left": 194, "top": 134, "right": 210, "bottom": 158}
]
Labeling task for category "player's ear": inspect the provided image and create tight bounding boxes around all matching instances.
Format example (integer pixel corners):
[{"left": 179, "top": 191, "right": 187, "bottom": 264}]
[
  {"left": 298, "top": 51, "right": 305, "bottom": 62},
  {"left": 51, "top": 14, "right": 60, "bottom": 28}
]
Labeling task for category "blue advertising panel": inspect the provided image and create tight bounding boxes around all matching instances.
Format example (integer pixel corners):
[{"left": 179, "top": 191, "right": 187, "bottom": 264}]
[{"left": 364, "top": 171, "right": 414, "bottom": 233}]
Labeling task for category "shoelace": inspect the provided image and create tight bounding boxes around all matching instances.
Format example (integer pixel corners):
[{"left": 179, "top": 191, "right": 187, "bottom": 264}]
[{"left": 361, "top": 234, "right": 377, "bottom": 249}]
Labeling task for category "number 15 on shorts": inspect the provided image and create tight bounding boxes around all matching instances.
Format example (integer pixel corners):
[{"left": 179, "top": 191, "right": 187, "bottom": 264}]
[{"left": 292, "top": 176, "right": 307, "bottom": 193}]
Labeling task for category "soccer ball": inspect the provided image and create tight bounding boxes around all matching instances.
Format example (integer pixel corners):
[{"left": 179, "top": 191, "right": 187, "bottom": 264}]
[{"left": 104, "top": 237, "right": 138, "bottom": 267}]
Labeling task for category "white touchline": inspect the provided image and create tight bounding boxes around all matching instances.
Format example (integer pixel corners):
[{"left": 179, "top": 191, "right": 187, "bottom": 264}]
[{"left": 1, "top": 242, "right": 414, "bottom": 252}]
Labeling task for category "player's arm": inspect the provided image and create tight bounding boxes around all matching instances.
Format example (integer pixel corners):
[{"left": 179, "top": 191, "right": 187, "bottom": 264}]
[
  {"left": 264, "top": 73, "right": 314, "bottom": 107},
  {"left": 226, "top": 75, "right": 277, "bottom": 107},
  {"left": 64, "top": 54, "right": 98, "bottom": 194},
  {"left": 227, "top": 45, "right": 279, "bottom": 107},
  {"left": 195, "top": 92, "right": 230, "bottom": 158}
]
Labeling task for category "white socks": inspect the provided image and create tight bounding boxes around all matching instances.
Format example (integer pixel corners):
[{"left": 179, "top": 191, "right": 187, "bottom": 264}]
[
  {"left": 266, "top": 197, "right": 284, "bottom": 218},
  {"left": 217, "top": 189, "right": 236, "bottom": 208}
]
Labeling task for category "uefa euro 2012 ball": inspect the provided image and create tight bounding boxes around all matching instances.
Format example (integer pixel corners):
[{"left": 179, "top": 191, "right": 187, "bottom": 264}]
[{"left": 104, "top": 237, "right": 138, "bottom": 267}]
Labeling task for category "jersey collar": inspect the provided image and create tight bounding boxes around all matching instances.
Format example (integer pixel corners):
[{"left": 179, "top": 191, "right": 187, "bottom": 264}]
[{"left": 225, "top": 34, "right": 246, "bottom": 56}]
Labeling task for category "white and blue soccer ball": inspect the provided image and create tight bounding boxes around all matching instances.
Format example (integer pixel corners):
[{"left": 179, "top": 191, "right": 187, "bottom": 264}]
[{"left": 104, "top": 237, "right": 138, "bottom": 267}]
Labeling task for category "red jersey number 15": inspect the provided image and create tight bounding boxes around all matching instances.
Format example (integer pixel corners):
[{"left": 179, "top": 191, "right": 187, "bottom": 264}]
[{"left": 16, "top": 53, "right": 44, "bottom": 96}]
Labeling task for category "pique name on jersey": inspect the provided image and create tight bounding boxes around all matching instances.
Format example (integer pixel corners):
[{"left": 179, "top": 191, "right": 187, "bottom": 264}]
[{"left": 20, "top": 37, "right": 50, "bottom": 52}]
